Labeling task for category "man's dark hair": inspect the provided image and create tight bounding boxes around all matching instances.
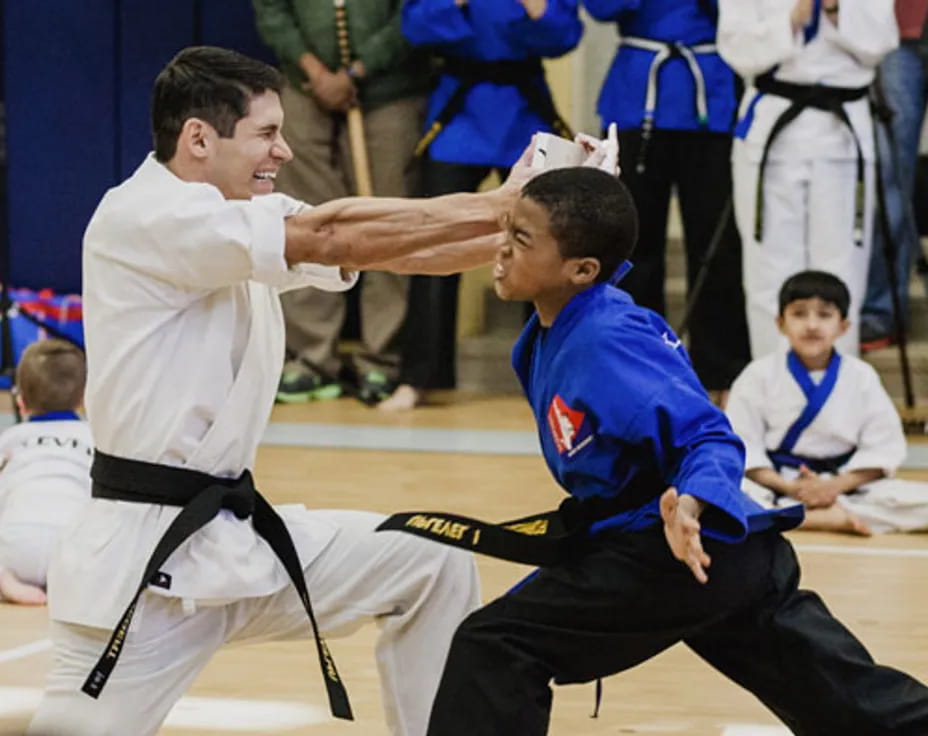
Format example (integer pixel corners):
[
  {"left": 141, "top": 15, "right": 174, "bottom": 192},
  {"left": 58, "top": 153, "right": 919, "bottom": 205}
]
[
  {"left": 521, "top": 167, "right": 639, "bottom": 284},
  {"left": 151, "top": 46, "right": 284, "bottom": 162},
  {"left": 16, "top": 339, "right": 86, "bottom": 414},
  {"left": 778, "top": 270, "right": 851, "bottom": 318}
]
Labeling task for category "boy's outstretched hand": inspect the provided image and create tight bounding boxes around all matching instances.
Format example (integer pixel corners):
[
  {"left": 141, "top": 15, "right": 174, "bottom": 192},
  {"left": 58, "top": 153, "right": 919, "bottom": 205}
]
[{"left": 660, "top": 487, "right": 711, "bottom": 584}]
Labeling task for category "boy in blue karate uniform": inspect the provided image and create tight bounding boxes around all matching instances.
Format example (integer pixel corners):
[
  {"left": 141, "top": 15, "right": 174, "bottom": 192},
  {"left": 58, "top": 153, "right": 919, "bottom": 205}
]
[{"left": 423, "top": 167, "right": 928, "bottom": 735}]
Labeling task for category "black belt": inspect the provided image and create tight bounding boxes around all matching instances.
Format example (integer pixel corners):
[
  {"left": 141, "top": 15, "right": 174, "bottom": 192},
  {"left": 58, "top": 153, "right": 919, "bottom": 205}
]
[
  {"left": 753, "top": 74, "right": 869, "bottom": 246},
  {"left": 766, "top": 448, "right": 856, "bottom": 475},
  {"left": 376, "top": 470, "right": 662, "bottom": 566},
  {"left": 413, "top": 56, "right": 573, "bottom": 158},
  {"left": 83, "top": 450, "right": 353, "bottom": 721}
]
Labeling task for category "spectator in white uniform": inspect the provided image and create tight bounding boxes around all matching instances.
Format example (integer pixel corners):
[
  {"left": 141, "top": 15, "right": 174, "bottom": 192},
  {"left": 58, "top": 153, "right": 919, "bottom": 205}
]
[
  {"left": 718, "top": 0, "right": 898, "bottom": 357},
  {"left": 727, "top": 270, "right": 928, "bottom": 535},
  {"left": 0, "top": 339, "right": 91, "bottom": 606}
]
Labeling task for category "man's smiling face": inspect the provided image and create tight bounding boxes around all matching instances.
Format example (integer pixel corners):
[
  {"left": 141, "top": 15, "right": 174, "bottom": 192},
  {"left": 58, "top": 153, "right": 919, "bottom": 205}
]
[{"left": 204, "top": 89, "right": 293, "bottom": 200}]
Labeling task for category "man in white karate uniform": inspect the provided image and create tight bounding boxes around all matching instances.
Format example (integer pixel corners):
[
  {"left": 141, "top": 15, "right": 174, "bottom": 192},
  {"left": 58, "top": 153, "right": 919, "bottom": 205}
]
[
  {"left": 25, "top": 45, "right": 592, "bottom": 736},
  {"left": 718, "top": 0, "right": 898, "bottom": 357}
]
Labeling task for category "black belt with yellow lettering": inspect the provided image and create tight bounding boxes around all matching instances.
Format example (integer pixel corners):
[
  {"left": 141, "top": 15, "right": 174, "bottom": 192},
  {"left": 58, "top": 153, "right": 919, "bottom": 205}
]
[
  {"left": 753, "top": 74, "right": 869, "bottom": 246},
  {"left": 84, "top": 450, "right": 352, "bottom": 721},
  {"left": 412, "top": 56, "right": 573, "bottom": 159},
  {"left": 376, "top": 471, "right": 662, "bottom": 566}
]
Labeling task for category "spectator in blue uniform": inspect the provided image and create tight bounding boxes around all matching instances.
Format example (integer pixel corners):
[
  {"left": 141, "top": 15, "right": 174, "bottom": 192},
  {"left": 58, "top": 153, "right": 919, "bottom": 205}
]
[
  {"left": 582, "top": 0, "right": 749, "bottom": 404},
  {"left": 420, "top": 167, "right": 928, "bottom": 735},
  {"left": 379, "top": 0, "right": 582, "bottom": 410}
]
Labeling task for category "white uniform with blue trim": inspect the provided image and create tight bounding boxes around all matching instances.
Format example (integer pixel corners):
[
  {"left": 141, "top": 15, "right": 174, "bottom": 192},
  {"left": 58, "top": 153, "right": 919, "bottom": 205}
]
[
  {"left": 718, "top": 0, "right": 898, "bottom": 357},
  {"left": 0, "top": 415, "right": 93, "bottom": 589},
  {"left": 727, "top": 349, "right": 928, "bottom": 533}
]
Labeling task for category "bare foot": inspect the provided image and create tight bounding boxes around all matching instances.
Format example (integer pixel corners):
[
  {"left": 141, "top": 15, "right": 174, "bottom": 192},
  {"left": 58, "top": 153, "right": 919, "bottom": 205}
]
[
  {"left": 801, "top": 504, "right": 873, "bottom": 537},
  {"left": 0, "top": 568, "right": 47, "bottom": 605},
  {"left": 377, "top": 384, "right": 422, "bottom": 412}
]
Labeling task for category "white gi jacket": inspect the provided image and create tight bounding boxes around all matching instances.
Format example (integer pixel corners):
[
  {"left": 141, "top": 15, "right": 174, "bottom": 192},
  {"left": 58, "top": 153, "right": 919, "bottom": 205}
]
[
  {"left": 726, "top": 350, "right": 905, "bottom": 478},
  {"left": 0, "top": 418, "right": 93, "bottom": 532},
  {"left": 718, "top": 0, "right": 898, "bottom": 165},
  {"left": 48, "top": 155, "right": 358, "bottom": 629}
]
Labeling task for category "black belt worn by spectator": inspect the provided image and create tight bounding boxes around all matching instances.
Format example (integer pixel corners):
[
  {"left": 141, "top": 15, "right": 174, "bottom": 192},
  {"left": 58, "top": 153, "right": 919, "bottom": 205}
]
[
  {"left": 753, "top": 74, "right": 869, "bottom": 246},
  {"left": 83, "top": 450, "right": 353, "bottom": 721},
  {"left": 412, "top": 56, "right": 573, "bottom": 160},
  {"left": 376, "top": 470, "right": 662, "bottom": 566}
]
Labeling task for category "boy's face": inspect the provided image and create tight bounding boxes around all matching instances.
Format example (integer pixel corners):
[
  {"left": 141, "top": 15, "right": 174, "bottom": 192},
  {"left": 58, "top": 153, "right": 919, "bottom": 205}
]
[
  {"left": 203, "top": 90, "right": 293, "bottom": 200},
  {"left": 493, "top": 196, "right": 592, "bottom": 308},
  {"left": 777, "top": 297, "right": 849, "bottom": 364}
]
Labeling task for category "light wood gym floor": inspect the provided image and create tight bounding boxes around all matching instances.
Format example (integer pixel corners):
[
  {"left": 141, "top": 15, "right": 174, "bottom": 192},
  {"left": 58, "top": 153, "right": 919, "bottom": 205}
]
[{"left": 1, "top": 394, "right": 927, "bottom": 735}]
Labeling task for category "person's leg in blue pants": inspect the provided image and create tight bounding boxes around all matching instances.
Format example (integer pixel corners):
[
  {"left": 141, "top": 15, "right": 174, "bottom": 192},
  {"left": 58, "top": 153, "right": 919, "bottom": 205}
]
[{"left": 861, "top": 43, "right": 928, "bottom": 345}]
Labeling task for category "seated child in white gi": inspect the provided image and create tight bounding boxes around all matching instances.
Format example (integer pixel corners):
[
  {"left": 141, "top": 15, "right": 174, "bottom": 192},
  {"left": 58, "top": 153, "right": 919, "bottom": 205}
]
[
  {"left": 0, "top": 339, "right": 92, "bottom": 604},
  {"left": 727, "top": 270, "right": 928, "bottom": 535}
]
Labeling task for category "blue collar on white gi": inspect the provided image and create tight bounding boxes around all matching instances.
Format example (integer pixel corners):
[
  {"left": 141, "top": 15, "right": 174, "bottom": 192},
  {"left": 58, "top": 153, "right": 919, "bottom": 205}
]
[{"left": 28, "top": 410, "right": 81, "bottom": 422}]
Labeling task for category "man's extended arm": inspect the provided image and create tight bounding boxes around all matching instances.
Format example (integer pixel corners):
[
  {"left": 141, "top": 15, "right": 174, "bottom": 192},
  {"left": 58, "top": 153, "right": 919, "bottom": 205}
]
[
  {"left": 283, "top": 188, "right": 513, "bottom": 270},
  {"left": 364, "top": 232, "right": 504, "bottom": 275}
]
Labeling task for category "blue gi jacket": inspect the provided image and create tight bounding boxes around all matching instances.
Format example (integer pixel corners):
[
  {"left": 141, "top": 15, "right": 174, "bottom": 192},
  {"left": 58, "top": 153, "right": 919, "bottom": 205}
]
[
  {"left": 513, "top": 284, "right": 802, "bottom": 542},
  {"left": 583, "top": 0, "right": 737, "bottom": 133},
  {"left": 402, "top": 0, "right": 582, "bottom": 167}
]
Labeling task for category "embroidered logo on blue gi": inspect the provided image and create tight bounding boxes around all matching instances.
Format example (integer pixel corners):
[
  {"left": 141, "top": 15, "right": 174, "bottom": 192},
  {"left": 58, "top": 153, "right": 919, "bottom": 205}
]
[
  {"left": 662, "top": 331, "right": 682, "bottom": 350},
  {"left": 547, "top": 395, "right": 593, "bottom": 458}
]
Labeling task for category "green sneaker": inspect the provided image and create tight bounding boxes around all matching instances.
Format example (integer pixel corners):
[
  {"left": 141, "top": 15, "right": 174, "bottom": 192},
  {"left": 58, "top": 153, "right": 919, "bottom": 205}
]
[
  {"left": 276, "top": 370, "right": 342, "bottom": 403},
  {"left": 356, "top": 370, "right": 396, "bottom": 407}
]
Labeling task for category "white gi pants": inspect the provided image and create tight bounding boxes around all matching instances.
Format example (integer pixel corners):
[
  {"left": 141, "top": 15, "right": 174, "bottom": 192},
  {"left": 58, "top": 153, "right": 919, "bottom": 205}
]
[
  {"left": 733, "top": 149, "right": 875, "bottom": 358},
  {"left": 0, "top": 522, "right": 63, "bottom": 588},
  {"left": 27, "top": 510, "right": 480, "bottom": 736},
  {"left": 743, "top": 477, "right": 928, "bottom": 533}
]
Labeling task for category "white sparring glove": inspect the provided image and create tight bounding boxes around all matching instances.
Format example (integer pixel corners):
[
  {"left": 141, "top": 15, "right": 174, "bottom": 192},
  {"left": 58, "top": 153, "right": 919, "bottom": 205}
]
[{"left": 575, "top": 122, "right": 620, "bottom": 177}]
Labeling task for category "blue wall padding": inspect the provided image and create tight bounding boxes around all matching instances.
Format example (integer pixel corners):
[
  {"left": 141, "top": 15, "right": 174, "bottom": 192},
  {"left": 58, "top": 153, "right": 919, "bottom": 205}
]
[
  {"left": 201, "top": 0, "right": 275, "bottom": 66},
  {"left": 4, "top": 0, "right": 273, "bottom": 293},
  {"left": 5, "top": 0, "right": 117, "bottom": 293},
  {"left": 118, "top": 1, "right": 197, "bottom": 179}
]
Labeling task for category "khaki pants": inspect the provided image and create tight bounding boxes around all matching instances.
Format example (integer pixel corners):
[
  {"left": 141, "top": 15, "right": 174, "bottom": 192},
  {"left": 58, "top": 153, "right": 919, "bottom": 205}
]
[{"left": 277, "top": 87, "right": 426, "bottom": 378}]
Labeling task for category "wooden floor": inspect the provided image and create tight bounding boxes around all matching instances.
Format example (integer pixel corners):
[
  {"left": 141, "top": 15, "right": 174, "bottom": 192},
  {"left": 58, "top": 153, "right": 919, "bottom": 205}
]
[{"left": 2, "top": 394, "right": 928, "bottom": 735}]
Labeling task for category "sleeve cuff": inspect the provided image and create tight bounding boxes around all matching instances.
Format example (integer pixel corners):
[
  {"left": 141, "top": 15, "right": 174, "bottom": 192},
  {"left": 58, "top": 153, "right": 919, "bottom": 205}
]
[
  {"left": 246, "top": 198, "right": 291, "bottom": 285},
  {"left": 279, "top": 265, "right": 359, "bottom": 293}
]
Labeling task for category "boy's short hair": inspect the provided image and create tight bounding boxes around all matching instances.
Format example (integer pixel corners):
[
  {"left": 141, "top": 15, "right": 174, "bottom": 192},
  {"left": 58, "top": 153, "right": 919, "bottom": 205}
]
[
  {"left": 151, "top": 46, "right": 284, "bottom": 162},
  {"left": 521, "top": 168, "right": 639, "bottom": 284},
  {"left": 778, "top": 270, "right": 851, "bottom": 318},
  {"left": 16, "top": 339, "right": 86, "bottom": 414}
]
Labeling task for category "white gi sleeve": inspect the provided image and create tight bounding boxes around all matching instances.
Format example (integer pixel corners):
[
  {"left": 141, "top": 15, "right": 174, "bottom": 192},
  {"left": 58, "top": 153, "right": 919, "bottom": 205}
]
[
  {"left": 252, "top": 194, "right": 359, "bottom": 293},
  {"left": 89, "top": 181, "right": 290, "bottom": 291},
  {"left": 844, "top": 363, "right": 906, "bottom": 476},
  {"left": 822, "top": 0, "right": 899, "bottom": 68},
  {"left": 725, "top": 361, "right": 774, "bottom": 472},
  {"left": 718, "top": 0, "right": 805, "bottom": 78}
]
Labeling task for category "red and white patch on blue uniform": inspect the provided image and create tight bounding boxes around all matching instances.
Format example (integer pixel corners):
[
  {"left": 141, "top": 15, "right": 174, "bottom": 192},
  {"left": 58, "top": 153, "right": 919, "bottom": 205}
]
[{"left": 546, "top": 395, "right": 593, "bottom": 457}]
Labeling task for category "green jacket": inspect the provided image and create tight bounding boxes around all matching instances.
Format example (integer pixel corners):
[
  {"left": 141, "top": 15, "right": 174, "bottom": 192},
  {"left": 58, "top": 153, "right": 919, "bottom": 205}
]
[{"left": 253, "top": 0, "right": 430, "bottom": 110}]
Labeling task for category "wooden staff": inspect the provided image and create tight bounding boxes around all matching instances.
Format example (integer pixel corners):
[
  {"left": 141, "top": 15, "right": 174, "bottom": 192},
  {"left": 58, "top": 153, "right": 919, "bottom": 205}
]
[{"left": 334, "top": 0, "right": 373, "bottom": 196}]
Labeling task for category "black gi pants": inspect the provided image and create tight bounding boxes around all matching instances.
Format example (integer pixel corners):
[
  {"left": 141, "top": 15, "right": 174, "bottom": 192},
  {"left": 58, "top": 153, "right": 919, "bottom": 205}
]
[
  {"left": 618, "top": 129, "right": 750, "bottom": 390},
  {"left": 426, "top": 527, "right": 928, "bottom": 735},
  {"left": 399, "top": 158, "right": 510, "bottom": 390}
]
